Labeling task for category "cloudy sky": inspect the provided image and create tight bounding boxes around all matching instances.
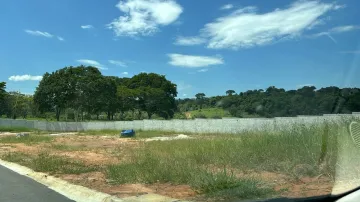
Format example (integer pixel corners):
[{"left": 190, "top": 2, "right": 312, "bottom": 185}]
[{"left": 1, "top": 0, "right": 359, "bottom": 97}]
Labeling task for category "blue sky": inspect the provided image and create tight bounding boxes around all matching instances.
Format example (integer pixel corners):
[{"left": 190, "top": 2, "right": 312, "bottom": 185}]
[{"left": 1, "top": 0, "right": 359, "bottom": 98}]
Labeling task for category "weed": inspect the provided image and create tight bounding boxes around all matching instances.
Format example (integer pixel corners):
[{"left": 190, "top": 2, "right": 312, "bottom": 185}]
[
  {"left": 0, "top": 126, "right": 33, "bottom": 132},
  {"left": 2, "top": 152, "right": 98, "bottom": 174},
  {"left": 0, "top": 135, "right": 53, "bottom": 145},
  {"left": 105, "top": 122, "right": 342, "bottom": 200},
  {"left": 50, "top": 144, "right": 87, "bottom": 151},
  {"left": 2, "top": 152, "right": 32, "bottom": 164},
  {"left": 78, "top": 129, "right": 120, "bottom": 136}
]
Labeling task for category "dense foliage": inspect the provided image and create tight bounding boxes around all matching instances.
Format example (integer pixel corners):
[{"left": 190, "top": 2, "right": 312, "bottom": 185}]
[
  {"left": 0, "top": 66, "right": 177, "bottom": 121},
  {"left": 1, "top": 66, "right": 359, "bottom": 121},
  {"left": 177, "top": 86, "right": 360, "bottom": 118}
]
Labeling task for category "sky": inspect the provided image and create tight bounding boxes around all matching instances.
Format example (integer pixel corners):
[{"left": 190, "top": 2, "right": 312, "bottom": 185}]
[{"left": 1, "top": 0, "right": 360, "bottom": 98}]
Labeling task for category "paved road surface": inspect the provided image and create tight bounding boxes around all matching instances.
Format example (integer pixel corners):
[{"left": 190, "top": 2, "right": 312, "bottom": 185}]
[{"left": 0, "top": 165, "right": 74, "bottom": 202}]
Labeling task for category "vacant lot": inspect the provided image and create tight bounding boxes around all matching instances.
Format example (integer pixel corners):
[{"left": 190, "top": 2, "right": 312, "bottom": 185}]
[{"left": 0, "top": 122, "right": 356, "bottom": 201}]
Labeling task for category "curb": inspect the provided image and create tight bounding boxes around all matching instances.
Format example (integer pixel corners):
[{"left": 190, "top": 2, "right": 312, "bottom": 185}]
[{"left": 0, "top": 159, "right": 187, "bottom": 202}]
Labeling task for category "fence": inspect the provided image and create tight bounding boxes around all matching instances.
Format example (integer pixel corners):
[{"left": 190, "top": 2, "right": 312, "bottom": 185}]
[{"left": 0, "top": 113, "right": 359, "bottom": 134}]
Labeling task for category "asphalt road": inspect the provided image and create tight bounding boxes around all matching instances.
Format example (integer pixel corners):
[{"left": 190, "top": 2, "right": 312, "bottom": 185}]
[{"left": 0, "top": 165, "right": 74, "bottom": 202}]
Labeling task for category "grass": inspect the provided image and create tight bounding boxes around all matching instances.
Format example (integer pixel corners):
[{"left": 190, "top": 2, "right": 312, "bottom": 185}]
[
  {"left": 50, "top": 143, "right": 88, "bottom": 151},
  {"left": 1, "top": 120, "right": 352, "bottom": 200},
  {"left": 0, "top": 126, "right": 33, "bottom": 132},
  {"left": 105, "top": 122, "right": 343, "bottom": 200},
  {"left": 0, "top": 135, "right": 53, "bottom": 145},
  {"left": 78, "top": 129, "right": 182, "bottom": 139},
  {"left": 134, "top": 130, "right": 181, "bottom": 139},
  {"left": 78, "top": 129, "right": 120, "bottom": 136},
  {"left": 187, "top": 108, "right": 232, "bottom": 119},
  {"left": 2, "top": 152, "right": 98, "bottom": 174}
]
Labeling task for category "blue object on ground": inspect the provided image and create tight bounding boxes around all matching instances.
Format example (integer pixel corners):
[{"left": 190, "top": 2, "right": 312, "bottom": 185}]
[{"left": 120, "top": 129, "right": 135, "bottom": 137}]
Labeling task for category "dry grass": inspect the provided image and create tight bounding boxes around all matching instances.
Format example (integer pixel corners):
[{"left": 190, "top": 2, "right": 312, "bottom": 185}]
[{"left": 0, "top": 120, "right": 352, "bottom": 201}]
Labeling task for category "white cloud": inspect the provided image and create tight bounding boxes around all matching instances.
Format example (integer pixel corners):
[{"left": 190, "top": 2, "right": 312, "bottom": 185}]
[
  {"left": 25, "top": 29, "right": 65, "bottom": 41},
  {"left": 81, "top": 25, "right": 94, "bottom": 29},
  {"left": 183, "top": 93, "right": 187, "bottom": 97},
  {"left": 310, "top": 25, "right": 360, "bottom": 43},
  {"left": 9, "top": 75, "right": 43, "bottom": 82},
  {"left": 76, "top": 59, "right": 107, "bottom": 70},
  {"left": 330, "top": 25, "right": 360, "bottom": 33},
  {"left": 122, "top": 71, "right": 129, "bottom": 75},
  {"left": 25, "top": 30, "right": 53, "bottom": 38},
  {"left": 174, "top": 36, "right": 206, "bottom": 46},
  {"left": 180, "top": 1, "right": 342, "bottom": 49},
  {"left": 168, "top": 54, "right": 223, "bottom": 68},
  {"left": 107, "top": 0, "right": 183, "bottom": 37},
  {"left": 198, "top": 69, "right": 208, "bottom": 73},
  {"left": 220, "top": 4, "right": 234, "bottom": 10},
  {"left": 108, "top": 60, "right": 127, "bottom": 67}
]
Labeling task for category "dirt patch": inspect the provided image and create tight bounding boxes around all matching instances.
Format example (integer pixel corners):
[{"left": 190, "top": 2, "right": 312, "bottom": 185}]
[
  {"left": 59, "top": 172, "right": 196, "bottom": 199},
  {"left": 55, "top": 151, "right": 119, "bottom": 165},
  {"left": 6, "top": 143, "right": 40, "bottom": 154},
  {"left": 54, "top": 135, "right": 139, "bottom": 149},
  {"left": 276, "top": 176, "right": 333, "bottom": 198},
  {"left": 0, "top": 132, "right": 19, "bottom": 136}
]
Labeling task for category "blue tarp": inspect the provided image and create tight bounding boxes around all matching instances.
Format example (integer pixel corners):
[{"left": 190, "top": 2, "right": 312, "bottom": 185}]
[{"left": 121, "top": 129, "right": 135, "bottom": 137}]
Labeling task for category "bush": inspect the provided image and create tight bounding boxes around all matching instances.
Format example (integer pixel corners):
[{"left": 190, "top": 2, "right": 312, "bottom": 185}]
[
  {"left": 173, "top": 112, "right": 187, "bottom": 119},
  {"left": 194, "top": 113, "right": 207, "bottom": 119},
  {"left": 211, "top": 115, "right": 222, "bottom": 119}
]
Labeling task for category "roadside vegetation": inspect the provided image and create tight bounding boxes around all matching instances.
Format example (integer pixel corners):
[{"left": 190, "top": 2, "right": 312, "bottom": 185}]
[
  {"left": 0, "top": 121, "right": 353, "bottom": 200},
  {"left": 105, "top": 122, "right": 341, "bottom": 200},
  {"left": 2, "top": 152, "right": 98, "bottom": 174},
  {"left": 0, "top": 135, "right": 53, "bottom": 145},
  {"left": 0, "top": 126, "right": 33, "bottom": 132}
]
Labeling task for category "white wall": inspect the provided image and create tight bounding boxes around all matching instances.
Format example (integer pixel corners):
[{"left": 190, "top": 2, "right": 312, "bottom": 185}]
[{"left": 1, "top": 114, "right": 359, "bottom": 133}]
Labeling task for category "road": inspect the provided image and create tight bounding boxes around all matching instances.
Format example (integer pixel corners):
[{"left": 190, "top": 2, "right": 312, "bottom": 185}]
[{"left": 0, "top": 165, "right": 74, "bottom": 202}]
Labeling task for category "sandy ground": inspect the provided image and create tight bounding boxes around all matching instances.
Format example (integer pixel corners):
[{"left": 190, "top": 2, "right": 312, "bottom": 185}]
[{"left": 0, "top": 133, "right": 335, "bottom": 201}]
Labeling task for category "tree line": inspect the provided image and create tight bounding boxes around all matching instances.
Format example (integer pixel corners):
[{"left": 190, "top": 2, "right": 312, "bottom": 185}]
[
  {"left": 1, "top": 66, "right": 177, "bottom": 121},
  {"left": 177, "top": 86, "right": 360, "bottom": 118},
  {"left": 1, "top": 66, "right": 360, "bottom": 121}
]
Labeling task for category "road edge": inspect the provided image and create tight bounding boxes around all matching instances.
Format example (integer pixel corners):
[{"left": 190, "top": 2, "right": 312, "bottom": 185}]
[{"left": 0, "top": 159, "right": 185, "bottom": 202}]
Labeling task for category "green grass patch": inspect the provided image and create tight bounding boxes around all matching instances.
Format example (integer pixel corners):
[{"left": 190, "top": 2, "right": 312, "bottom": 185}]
[
  {"left": 187, "top": 108, "right": 232, "bottom": 119},
  {"left": 134, "top": 130, "right": 181, "bottom": 139},
  {"left": 105, "top": 122, "right": 343, "bottom": 200},
  {"left": 1, "top": 152, "right": 32, "bottom": 163},
  {"left": 78, "top": 129, "right": 120, "bottom": 136},
  {"left": 0, "top": 126, "right": 33, "bottom": 132},
  {"left": 2, "top": 152, "right": 98, "bottom": 174},
  {"left": 0, "top": 135, "right": 53, "bottom": 145}
]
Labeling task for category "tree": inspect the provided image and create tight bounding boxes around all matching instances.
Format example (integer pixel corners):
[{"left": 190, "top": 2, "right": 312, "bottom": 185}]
[
  {"left": 0, "top": 82, "right": 6, "bottom": 100},
  {"left": 0, "top": 82, "right": 6, "bottom": 116},
  {"left": 127, "top": 73, "right": 177, "bottom": 119},
  {"left": 226, "top": 90, "right": 236, "bottom": 96},
  {"left": 34, "top": 66, "right": 102, "bottom": 121},
  {"left": 117, "top": 85, "right": 137, "bottom": 120},
  {"left": 4, "top": 92, "right": 32, "bottom": 119},
  {"left": 195, "top": 93, "right": 206, "bottom": 100}
]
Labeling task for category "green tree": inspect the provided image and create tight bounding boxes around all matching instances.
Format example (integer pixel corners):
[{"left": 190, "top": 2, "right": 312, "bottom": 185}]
[
  {"left": 5, "top": 92, "right": 32, "bottom": 119},
  {"left": 34, "top": 66, "right": 102, "bottom": 121},
  {"left": 0, "top": 82, "right": 6, "bottom": 100},
  {"left": 195, "top": 93, "right": 206, "bottom": 100},
  {"left": 127, "top": 73, "right": 177, "bottom": 119},
  {"left": 0, "top": 82, "right": 6, "bottom": 116},
  {"left": 226, "top": 90, "right": 236, "bottom": 96}
]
